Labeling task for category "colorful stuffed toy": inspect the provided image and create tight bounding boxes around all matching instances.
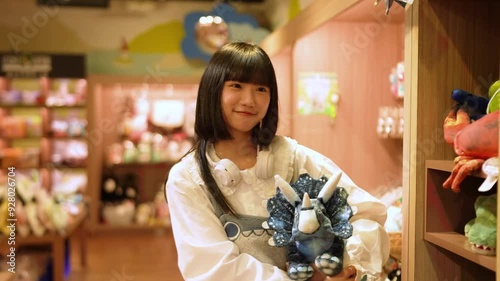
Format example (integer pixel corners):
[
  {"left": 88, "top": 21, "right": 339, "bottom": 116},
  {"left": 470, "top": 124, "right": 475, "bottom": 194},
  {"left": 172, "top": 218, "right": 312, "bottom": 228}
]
[
  {"left": 465, "top": 193, "right": 496, "bottom": 256},
  {"left": 442, "top": 82, "right": 500, "bottom": 192},
  {"left": 264, "top": 170, "right": 353, "bottom": 281}
]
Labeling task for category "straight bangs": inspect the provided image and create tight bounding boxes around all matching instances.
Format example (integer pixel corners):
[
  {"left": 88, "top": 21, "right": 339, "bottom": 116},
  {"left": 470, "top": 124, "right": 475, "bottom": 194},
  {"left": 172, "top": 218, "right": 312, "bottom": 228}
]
[{"left": 224, "top": 52, "right": 274, "bottom": 88}]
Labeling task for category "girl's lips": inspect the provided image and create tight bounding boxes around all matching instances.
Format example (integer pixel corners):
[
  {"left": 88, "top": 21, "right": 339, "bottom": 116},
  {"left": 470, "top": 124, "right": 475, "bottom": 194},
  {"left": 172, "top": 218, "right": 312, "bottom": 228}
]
[{"left": 235, "top": 110, "right": 256, "bottom": 116}]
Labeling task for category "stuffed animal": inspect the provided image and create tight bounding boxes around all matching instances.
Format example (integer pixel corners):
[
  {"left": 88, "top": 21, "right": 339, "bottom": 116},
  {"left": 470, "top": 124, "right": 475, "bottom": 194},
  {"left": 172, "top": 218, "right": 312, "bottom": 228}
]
[
  {"left": 465, "top": 193, "right": 497, "bottom": 256},
  {"left": 264, "top": 170, "right": 353, "bottom": 281},
  {"left": 443, "top": 82, "right": 500, "bottom": 192}
]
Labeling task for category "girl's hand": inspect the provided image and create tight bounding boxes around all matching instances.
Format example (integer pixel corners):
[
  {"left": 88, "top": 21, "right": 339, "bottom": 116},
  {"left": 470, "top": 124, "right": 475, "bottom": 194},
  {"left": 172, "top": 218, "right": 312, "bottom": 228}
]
[
  {"left": 323, "top": 266, "right": 357, "bottom": 281},
  {"left": 310, "top": 264, "right": 357, "bottom": 281}
]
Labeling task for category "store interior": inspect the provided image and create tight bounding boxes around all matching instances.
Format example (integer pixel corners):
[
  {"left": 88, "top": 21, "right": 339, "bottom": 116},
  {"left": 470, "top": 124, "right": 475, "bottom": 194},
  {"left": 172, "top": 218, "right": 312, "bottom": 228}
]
[{"left": 0, "top": 0, "right": 498, "bottom": 281}]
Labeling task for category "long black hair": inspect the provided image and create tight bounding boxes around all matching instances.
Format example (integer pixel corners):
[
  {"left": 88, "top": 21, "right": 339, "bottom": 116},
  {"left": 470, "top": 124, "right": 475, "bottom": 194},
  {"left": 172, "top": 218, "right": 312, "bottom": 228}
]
[{"left": 190, "top": 41, "right": 279, "bottom": 215}]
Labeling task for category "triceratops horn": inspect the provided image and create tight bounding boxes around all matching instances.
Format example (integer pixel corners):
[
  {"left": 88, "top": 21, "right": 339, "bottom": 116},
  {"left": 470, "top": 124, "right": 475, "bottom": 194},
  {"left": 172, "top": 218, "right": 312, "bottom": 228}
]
[
  {"left": 318, "top": 172, "right": 342, "bottom": 203},
  {"left": 274, "top": 174, "right": 300, "bottom": 206},
  {"left": 302, "top": 192, "right": 311, "bottom": 208}
]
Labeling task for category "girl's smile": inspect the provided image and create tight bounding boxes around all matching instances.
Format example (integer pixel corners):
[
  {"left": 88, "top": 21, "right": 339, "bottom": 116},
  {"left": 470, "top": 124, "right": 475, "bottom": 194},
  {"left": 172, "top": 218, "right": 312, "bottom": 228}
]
[{"left": 221, "top": 80, "right": 270, "bottom": 137}]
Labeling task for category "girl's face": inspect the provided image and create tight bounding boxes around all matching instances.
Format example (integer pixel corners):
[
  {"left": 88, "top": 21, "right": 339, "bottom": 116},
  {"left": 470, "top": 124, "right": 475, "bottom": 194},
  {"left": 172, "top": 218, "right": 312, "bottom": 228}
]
[{"left": 221, "top": 81, "right": 270, "bottom": 138}]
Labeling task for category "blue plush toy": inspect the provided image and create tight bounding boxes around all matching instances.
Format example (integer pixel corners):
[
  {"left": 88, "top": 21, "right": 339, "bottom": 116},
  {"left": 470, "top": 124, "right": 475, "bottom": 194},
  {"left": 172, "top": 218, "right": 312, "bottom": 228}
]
[{"left": 264, "top": 170, "right": 353, "bottom": 281}]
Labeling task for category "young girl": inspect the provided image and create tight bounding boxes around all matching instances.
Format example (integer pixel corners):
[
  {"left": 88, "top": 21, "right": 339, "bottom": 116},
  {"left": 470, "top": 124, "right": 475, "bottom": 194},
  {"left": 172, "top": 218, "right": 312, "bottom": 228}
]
[{"left": 166, "top": 42, "right": 389, "bottom": 281}]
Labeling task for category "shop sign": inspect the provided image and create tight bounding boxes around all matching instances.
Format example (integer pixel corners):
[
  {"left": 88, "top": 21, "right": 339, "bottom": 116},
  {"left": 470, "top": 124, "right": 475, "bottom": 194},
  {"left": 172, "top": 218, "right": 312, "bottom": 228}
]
[
  {"left": 1, "top": 54, "right": 51, "bottom": 78},
  {"left": 0, "top": 53, "right": 85, "bottom": 78}
]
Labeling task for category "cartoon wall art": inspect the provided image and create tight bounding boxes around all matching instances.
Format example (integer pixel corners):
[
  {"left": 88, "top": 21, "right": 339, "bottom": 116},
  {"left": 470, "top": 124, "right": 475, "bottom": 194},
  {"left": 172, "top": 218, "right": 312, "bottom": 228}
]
[
  {"left": 297, "top": 72, "right": 340, "bottom": 121},
  {"left": 181, "top": 2, "right": 270, "bottom": 63}
]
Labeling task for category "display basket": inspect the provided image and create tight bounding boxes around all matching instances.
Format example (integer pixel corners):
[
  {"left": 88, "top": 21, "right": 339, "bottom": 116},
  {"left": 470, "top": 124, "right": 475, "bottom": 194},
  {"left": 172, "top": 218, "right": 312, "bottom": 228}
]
[{"left": 388, "top": 231, "right": 402, "bottom": 261}]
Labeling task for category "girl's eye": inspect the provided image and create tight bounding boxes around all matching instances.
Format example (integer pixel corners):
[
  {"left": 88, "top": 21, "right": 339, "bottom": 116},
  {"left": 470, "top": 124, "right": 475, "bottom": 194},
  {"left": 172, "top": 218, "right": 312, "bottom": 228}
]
[
  {"left": 257, "top": 87, "right": 269, "bottom": 93},
  {"left": 229, "top": 83, "right": 242, "bottom": 89}
]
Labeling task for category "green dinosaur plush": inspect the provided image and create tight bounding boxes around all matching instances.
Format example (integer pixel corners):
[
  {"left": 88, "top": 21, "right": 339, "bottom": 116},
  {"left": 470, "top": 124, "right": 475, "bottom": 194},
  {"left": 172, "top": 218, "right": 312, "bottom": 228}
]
[{"left": 464, "top": 194, "right": 497, "bottom": 256}]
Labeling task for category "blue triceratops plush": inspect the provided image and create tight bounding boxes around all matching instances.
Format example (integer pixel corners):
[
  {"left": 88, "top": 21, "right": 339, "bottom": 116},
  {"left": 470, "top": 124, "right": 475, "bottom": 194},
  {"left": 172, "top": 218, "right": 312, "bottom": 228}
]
[{"left": 264, "top": 170, "right": 353, "bottom": 281}]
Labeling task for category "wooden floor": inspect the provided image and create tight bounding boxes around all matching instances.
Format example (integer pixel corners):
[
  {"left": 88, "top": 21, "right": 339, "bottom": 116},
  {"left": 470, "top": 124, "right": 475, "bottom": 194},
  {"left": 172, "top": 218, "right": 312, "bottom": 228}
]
[{"left": 68, "top": 229, "right": 184, "bottom": 281}]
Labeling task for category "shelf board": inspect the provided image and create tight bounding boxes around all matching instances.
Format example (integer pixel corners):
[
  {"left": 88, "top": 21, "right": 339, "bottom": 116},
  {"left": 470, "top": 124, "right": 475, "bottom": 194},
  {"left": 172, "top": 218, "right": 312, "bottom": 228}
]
[
  {"left": 0, "top": 136, "right": 42, "bottom": 140},
  {"left": 90, "top": 223, "right": 170, "bottom": 233},
  {"left": 111, "top": 161, "right": 177, "bottom": 168},
  {"left": 44, "top": 164, "right": 87, "bottom": 170},
  {"left": 424, "top": 232, "right": 496, "bottom": 272},
  {"left": 0, "top": 104, "right": 86, "bottom": 109},
  {"left": 45, "top": 104, "right": 86, "bottom": 109},
  {"left": 426, "top": 160, "right": 488, "bottom": 179},
  {"left": 45, "top": 135, "right": 87, "bottom": 140},
  {"left": 0, "top": 104, "right": 43, "bottom": 108}
]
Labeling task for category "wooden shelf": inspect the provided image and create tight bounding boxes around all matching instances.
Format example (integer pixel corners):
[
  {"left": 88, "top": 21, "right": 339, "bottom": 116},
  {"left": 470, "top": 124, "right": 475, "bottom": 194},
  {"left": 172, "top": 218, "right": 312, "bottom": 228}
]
[
  {"left": 424, "top": 232, "right": 496, "bottom": 272},
  {"left": 0, "top": 104, "right": 44, "bottom": 108},
  {"left": 424, "top": 159, "right": 497, "bottom": 279},
  {"left": 90, "top": 222, "right": 170, "bottom": 234},
  {"left": 0, "top": 104, "right": 85, "bottom": 109},
  {"left": 0, "top": 207, "right": 87, "bottom": 247},
  {"left": 111, "top": 161, "right": 176, "bottom": 168},
  {"left": 0, "top": 207, "right": 88, "bottom": 281},
  {"left": 426, "top": 160, "right": 488, "bottom": 179},
  {"left": 46, "top": 104, "right": 86, "bottom": 109}
]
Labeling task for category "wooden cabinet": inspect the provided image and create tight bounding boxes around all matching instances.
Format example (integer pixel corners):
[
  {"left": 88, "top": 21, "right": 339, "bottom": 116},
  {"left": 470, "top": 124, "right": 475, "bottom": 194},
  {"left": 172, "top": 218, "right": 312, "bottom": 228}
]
[
  {"left": 424, "top": 160, "right": 496, "bottom": 279},
  {"left": 0, "top": 63, "right": 89, "bottom": 281},
  {"left": 0, "top": 77, "right": 88, "bottom": 193},
  {"left": 404, "top": 1, "right": 499, "bottom": 280}
]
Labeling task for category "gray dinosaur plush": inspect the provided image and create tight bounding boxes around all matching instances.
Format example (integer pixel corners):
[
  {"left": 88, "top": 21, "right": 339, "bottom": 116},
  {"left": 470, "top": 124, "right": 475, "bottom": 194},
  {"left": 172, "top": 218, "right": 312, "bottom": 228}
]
[{"left": 264, "top": 170, "right": 353, "bottom": 281}]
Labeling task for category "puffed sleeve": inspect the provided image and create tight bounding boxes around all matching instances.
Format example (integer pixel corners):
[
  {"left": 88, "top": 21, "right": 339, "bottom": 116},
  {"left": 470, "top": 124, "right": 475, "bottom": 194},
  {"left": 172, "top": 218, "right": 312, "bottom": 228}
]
[
  {"left": 293, "top": 144, "right": 390, "bottom": 281},
  {"left": 165, "top": 160, "right": 292, "bottom": 281}
]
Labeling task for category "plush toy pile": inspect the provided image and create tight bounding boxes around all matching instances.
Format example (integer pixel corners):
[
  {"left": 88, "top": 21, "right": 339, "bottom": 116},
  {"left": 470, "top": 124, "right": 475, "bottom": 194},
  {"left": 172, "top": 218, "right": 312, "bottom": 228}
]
[{"left": 0, "top": 171, "right": 85, "bottom": 238}]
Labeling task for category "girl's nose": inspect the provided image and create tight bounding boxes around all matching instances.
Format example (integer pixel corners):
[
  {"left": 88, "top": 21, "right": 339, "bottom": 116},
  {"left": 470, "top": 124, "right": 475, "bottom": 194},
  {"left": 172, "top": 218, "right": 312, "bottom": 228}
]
[{"left": 240, "top": 88, "right": 256, "bottom": 106}]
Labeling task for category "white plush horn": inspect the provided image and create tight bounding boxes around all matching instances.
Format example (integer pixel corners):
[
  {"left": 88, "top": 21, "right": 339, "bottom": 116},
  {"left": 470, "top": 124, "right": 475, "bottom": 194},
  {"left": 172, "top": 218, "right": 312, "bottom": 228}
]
[
  {"left": 298, "top": 193, "right": 320, "bottom": 233},
  {"left": 317, "top": 172, "right": 342, "bottom": 202},
  {"left": 302, "top": 192, "right": 311, "bottom": 208},
  {"left": 274, "top": 174, "right": 300, "bottom": 205}
]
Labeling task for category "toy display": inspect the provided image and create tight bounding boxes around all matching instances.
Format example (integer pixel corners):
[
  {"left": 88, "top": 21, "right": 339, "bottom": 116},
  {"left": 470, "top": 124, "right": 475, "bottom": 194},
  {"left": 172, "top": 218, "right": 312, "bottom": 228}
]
[
  {"left": 264, "top": 171, "right": 353, "bottom": 281},
  {"left": 442, "top": 81, "right": 500, "bottom": 192},
  {"left": 464, "top": 194, "right": 497, "bottom": 256}
]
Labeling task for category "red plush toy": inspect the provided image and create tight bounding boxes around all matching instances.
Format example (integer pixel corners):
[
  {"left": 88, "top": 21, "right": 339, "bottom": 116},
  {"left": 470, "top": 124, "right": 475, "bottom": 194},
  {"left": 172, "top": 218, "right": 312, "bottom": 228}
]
[{"left": 442, "top": 108, "right": 499, "bottom": 192}]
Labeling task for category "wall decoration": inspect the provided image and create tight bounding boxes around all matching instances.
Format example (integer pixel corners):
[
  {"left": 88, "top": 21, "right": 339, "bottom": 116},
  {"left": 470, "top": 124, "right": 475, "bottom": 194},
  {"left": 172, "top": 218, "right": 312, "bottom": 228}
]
[
  {"left": 0, "top": 1, "right": 272, "bottom": 76},
  {"left": 297, "top": 72, "right": 340, "bottom": 121},
  {"left": 181, "top": 3, "right": 270, "bottom": 63}
]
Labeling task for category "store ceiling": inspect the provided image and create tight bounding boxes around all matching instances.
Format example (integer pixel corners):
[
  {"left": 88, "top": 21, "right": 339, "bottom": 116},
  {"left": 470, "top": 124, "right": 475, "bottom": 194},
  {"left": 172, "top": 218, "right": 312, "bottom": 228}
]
[{"left": 38, "top": 0, "right": 266, "bottom": 8}]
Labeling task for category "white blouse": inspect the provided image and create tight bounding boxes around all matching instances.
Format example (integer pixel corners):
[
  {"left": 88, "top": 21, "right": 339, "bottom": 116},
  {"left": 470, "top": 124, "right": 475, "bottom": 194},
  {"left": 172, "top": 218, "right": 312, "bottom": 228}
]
[{"left": 166, "top": 136, "right": 390, "bottom": 281}]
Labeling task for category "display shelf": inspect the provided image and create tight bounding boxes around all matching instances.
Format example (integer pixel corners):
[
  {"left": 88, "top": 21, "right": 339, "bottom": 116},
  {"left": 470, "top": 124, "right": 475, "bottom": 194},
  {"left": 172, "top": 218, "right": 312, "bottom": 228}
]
[
  {"left": 424, "top": 232, "right": 496, "bottom": 272},
  {"left": 0, "top": 104, "right": 43, "bottom": 108},
  {"left": 90, "top": 222, "right": 170, "bottom": 233},
  {"left": 424, "top": 160, "right": 497, "bottom": 276},
  {"left": 0, "top": 207, "right": 88, "bottom": 281},
  {"left": 402, "top": 0, "right": 500, "bottom": 280},
  {"left": 0, "top": 75, "right": 88, "bottom": 193},
  {"left": 86, "top": 76, "right": 197, "bottom": 231},
  {"left": 110, "top": 161, "right": 176, "bottom": 168}
]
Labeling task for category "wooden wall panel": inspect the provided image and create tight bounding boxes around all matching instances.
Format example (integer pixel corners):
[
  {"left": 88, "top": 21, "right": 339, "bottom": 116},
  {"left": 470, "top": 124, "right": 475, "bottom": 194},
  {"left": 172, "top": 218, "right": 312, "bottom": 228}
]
[
  {"left": 292, "top": 21, "right": 405, "bottom": 192},
  {"left": 271, "top": 46, "right": 294, "bottom": 137}
]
